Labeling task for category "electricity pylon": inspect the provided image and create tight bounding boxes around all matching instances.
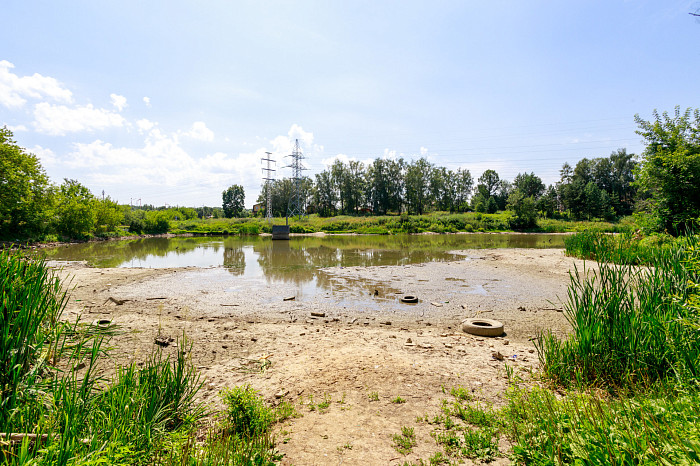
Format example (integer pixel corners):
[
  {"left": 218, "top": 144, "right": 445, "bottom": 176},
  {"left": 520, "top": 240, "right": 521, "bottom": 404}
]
[
  {"left": 261, "top": 152, "right": 275, "bottom": 223},
  {"left": 285, "top": 139, "right": 307, "bottom": 218}
]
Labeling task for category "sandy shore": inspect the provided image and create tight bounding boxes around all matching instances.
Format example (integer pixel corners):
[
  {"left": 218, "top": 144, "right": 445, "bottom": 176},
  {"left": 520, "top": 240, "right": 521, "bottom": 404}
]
[{"left": 52, "top": 248, "right": 590, "bottom": 465}]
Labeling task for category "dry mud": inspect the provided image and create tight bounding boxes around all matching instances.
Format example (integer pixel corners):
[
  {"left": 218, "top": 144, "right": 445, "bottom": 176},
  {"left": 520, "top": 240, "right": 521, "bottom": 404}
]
[{"left": 52, "top": 248, "right": 591, "bottom": 465}]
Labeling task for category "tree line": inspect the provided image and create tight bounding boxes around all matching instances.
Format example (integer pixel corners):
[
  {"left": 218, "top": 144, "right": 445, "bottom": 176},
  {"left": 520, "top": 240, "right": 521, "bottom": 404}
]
[
  {"left": 3, "top": 107, "right": 699, "bottom": 240},
  {"left": 255, "top": 148, "right": 636, "bottom": 227}
]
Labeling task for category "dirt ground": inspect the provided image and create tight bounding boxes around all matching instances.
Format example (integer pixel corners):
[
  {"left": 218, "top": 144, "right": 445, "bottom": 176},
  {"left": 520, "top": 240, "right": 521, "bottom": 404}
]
[{"left": 51, "top": 248, "right": 590, "bottom": 465}]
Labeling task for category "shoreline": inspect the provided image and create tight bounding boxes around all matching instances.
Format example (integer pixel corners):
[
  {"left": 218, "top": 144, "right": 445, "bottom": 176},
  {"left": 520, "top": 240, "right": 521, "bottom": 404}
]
[{"left": 53, "top": 247, "right": 589, "bottom": 464}]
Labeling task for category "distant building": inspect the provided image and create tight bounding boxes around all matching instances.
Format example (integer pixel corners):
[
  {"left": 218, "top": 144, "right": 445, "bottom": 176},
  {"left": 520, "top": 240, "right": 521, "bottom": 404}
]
[{"left": 252, "top": 203, "right": 263, "bottom": 215}]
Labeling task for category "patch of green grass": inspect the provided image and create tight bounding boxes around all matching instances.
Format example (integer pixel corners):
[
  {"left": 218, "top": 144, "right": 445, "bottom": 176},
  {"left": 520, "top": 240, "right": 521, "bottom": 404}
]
[
  {"left": 392, "top": 395, "right": 407, "bottom": 404},
  {"left": 449, "top": 386, "right": 472, "bottom": 401},
  {"left": 368, "top": 391, "right": 379, "bottom": 402},
  {"left": 392, "top": 426, "right": 417, "bottom": 455}
]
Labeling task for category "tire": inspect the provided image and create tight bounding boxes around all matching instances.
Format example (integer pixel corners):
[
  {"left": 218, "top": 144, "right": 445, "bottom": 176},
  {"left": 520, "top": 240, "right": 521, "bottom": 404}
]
[
  {"left": 462, "top": 318, "right": 504, "bottom": 337},
  {"left": 400, "top": 295, "right": 419, "bottom": 303},
  {"left": 92, "top": 319, "right": 112, "bottom": 329}
]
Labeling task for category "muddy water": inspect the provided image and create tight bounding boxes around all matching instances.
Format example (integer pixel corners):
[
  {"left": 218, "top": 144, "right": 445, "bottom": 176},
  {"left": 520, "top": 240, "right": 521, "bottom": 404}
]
[
  {"left": 43, "top": 233, "right": 564, "bottom": 269},
  {"left": 43, "top": 234, "right": 565, "bottom": 302}
]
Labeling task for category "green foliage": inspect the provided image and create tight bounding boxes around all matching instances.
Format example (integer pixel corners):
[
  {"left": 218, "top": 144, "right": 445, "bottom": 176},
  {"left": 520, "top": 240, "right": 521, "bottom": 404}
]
[
  {"left": 507, "top": 190, "right": 538, "bottom": 229},
  {"left": 392, "top": 426, "right": 417, "bottom": 455},
  {"left": 221, "top": 385, "right": 275, "bottom": 438},
  {"left": 222, "top": 184, "right": 246, "bottom": 218},
  {"left": 0, "top": 126, "right": 53, "bottom": 238},
  {"left": 635, "top": 107, "right": 700, "bottom": 235},
  {"left": 54, "top": 179, "right": 98, "bottom": 238},
  {"left": 503, "top": 386, "right": 700, "bottom": 465},
  {"left": 541, "top": 234, "right": 700, "bottom": 389}
]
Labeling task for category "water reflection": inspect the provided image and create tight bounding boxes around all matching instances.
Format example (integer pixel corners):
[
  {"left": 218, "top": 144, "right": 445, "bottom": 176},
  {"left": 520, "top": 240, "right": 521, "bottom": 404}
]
[{"left": 42, "top": 233, "right": 565, "bottom": 295}]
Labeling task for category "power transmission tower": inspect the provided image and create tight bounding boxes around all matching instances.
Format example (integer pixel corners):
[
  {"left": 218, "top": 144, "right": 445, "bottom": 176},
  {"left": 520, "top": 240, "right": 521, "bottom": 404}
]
[
  {"left": 261, "top": 152, "right": 275, "bottom": 223},
  {"left": 285, "top": 139, "right": 308, "bottom": 218}
]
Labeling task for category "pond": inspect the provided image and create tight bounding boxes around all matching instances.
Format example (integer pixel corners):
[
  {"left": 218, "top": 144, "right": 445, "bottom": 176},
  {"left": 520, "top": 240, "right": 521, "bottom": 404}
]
[{"left": 43, "top": 234, "right": 566, "bottom": 305}]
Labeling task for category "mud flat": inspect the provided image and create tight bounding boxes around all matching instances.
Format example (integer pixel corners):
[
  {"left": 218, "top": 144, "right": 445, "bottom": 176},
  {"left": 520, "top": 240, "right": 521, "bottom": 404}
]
[{"left": 52, "top": 248, "right": 591, "bottom": 465}]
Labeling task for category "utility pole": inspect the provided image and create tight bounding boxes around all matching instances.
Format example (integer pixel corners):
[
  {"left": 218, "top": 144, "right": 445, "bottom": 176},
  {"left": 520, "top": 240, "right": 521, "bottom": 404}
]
[
  {"left": 261, "top": 151, "right": 276, "bottom": 223},
  {"left": 285, "top": 139, "right": 308, "bottom": 218},
  {"left": 102, "top": 190, "right": 105, "bottom": 201}
]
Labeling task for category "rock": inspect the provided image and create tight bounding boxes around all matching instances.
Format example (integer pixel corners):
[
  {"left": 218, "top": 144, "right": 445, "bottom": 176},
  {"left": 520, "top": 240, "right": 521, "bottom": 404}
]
[
  {"left": 491, "top": 351, "right": 504, "bottom": 361},
  {"left": 444, "top": 343, "right": 453, "bottom": 348},
  {"left": 503, "top": 339, "right": 510, "bottom": 345},
  {"left": 154, "top": 336, "right": 170, "bottom": 347},
  {"left": 518, "top": 306, "right": 527, "bottom": 312},
  {"left": 431, "top": 302, "right": 443, "bottom": 307},
  {"left": 283, "top": 296, "right": 296, "bottom": 301},
  {"left": 275, "top": 390, "right": 289, "bottom": 399},
  {"left": 311, "top": 312, "right": 326, "bottom": 317},
  {"left": 406, "top": 338, "right": 413, "bottom": 343},
  {"left": 380, "top": 321, "right": 391, "bottom": 325}
]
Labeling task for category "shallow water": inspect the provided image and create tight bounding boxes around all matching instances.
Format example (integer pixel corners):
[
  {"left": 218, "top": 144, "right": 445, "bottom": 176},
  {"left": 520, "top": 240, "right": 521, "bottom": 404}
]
[
  {"left": 43, "top": 233, "right": 564, "bottom": 270},
  {"left": 43, "top": 233, "right": 565, "bottom": 305}
]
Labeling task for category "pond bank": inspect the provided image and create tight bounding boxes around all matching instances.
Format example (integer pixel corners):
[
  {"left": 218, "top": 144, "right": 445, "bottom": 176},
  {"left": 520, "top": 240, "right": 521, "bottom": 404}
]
[{"left": 53, "top": 247, "right": 590, "bottom": 464}]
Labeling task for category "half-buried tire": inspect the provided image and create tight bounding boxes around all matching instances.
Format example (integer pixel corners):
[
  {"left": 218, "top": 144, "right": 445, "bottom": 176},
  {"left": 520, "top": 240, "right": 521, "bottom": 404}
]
[
  {"left": 400, "top": 295, "right": 419, "bottom": 303},
  {"left": 462, "top": 318, "right": 504, "bottom": 337}
]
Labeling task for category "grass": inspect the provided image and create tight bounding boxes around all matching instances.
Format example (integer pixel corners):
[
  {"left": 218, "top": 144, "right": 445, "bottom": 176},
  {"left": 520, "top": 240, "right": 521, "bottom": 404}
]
[
  {"left": 168, "top": 211, "right": 628, "bottom": 236},
  {"left": 392, "top": 395, "right": 407, "bottom": 404},
  {"left": 544, "top": 233, "right": 700, "bottom": 389},
  {"left": 0, "top": 249, "right": 285, "bottom": 465},
  {"left": 392, "top": 426, "right": 417, "bottom": 455}
]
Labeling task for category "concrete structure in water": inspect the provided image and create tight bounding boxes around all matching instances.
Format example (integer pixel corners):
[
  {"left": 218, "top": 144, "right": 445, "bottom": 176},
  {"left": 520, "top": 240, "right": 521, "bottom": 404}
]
[{"left": 272, "top": 225, "right": 290, "bottom": 240}]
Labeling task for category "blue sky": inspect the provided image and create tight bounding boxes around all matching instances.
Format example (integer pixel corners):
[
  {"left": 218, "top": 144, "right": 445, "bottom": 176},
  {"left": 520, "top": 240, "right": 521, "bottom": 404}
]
[{"left": 1, "top": 1, "right": 698, "bottom": 207}]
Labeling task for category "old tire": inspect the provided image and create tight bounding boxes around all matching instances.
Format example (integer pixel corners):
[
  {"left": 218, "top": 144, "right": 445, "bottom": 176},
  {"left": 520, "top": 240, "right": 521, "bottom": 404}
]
[
  {"left": 91, "top": 319, "right": 112, "bottom": 329},
  {"left": 400, "top": 295, "right": 419, "bottom": 303},
  {"left": 462, "top": 318, "right": 504, "bottom": 337}
]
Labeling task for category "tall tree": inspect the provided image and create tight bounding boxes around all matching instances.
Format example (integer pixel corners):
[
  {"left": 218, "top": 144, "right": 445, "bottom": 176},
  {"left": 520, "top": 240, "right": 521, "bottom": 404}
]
[
  {"left": 635, "top": 107, "right": 700, "bottom": 234},
  {"left": 222, "top": 184, "right": 245, "bottom": 218},
  {"left": 405, "top": 158, "right": 433, "bottom": 215},
  {"left": 0, "top": 127, "right": 54, "bottom": 237},
  {"left": 513, "top": 172, "right": 545, "bottom": 199}
]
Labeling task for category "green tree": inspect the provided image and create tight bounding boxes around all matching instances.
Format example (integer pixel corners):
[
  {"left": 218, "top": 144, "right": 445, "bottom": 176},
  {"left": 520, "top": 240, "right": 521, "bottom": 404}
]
[
  {"left": 313, "top": 171, "right": 337, "bottom": 217},
  {"left": 94, "top": 197, "right": 124, "bottom": 234},
  {"left": 507, "top": 190, "right": 538, "bottom": 229},
  {"left": 0, "top": 127, "right": 54, "bottom": 238},
  {"left": 54, "top": 179, "right": 97, "bottom": 237},
  {"left": 635, "top": 107, "right": 700, "bottom": 234},
  {"left": 405, "top": 158, "right": 433, "bottom": 215},
  {"left": 513, "top": 172, "right": 545, "bottom": 199},
  {"left": 222, "top": 184, "right": 245, "bottom": 218}
]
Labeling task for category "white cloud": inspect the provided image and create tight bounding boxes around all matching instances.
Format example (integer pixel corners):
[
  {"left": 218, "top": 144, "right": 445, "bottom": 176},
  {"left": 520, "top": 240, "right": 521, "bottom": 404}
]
[
  {"left": 33, "top": 102, "right": 126, "bottom": 136},
  {"left": 288, "top": 124, "right": 313, "bottom": 146},
  {"left": 110, "top": 93, "right": 127, "bottom": 111},
  {"left": 320, "top": 153, "right": 374, "bottom": 169},
  {"left": 0, "top": 60, "right": 72, "bottom": 108},
  {"left": 142, "top": 96, "right": 151, "bottom": 107},
  {"left": 5, "top": 124, "right": 28, "bottom": 132},
  {"left": 420, "top": 146, "right": 428, "bottom": 156},
  {"left": 136, "top": 118, "right": 156, "bottom": 133},
  {"left": 30, "top": 145, "right": 57, "bottom": 167},
  {"left": 184, "top": 121, "right": 214, "bottom": 141}
]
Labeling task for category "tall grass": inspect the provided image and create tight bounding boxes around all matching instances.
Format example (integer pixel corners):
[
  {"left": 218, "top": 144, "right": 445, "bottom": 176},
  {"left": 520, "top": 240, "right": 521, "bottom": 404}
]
[
  {"left": 503, "top": 386, "right": 700, "bottom": 465},
  {"left": 0, "top": 249, "right": 283, "bottom": 465},
  {"left": 539, "top": 235, "right": 700, "bottom": 389}
]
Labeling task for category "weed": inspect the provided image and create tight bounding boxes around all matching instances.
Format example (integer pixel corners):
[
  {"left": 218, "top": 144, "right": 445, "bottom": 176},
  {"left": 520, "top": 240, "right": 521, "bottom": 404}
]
[
  {"left": 392, "top": 426, "right": 417, "bottom": 455},
  {"left": 392, "top": 395, "right": 407, "bottom": 404},
  {"left": 449, "top": 386, "right": 472, "bottom": 401},
  {"left": 368, "top": 391, "right": 379, "bottom": 402},
  {"left": 317, "top": 393, "right": 332, "bottom": 411}
]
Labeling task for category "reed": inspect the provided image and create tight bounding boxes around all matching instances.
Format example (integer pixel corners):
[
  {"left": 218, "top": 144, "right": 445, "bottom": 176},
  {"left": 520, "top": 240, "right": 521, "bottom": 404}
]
[{"left": 540, "top": 234, "right": 700, "bottom": 390}]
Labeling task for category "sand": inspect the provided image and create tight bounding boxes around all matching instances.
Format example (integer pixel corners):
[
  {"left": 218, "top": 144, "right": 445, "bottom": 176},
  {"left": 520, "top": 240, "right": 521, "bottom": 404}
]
[{"left": 52, "top": 247, "right": 591, "bottom": 465}]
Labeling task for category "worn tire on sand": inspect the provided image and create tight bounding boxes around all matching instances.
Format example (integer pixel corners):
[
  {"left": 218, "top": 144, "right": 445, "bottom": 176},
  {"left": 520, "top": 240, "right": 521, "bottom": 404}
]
[{"left": 462, "top": 318, "right": 504, "bottom": 337}]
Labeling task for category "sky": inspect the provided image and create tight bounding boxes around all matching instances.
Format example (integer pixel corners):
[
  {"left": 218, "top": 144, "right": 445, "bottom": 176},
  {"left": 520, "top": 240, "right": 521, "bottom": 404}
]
[{"left": 1, "top": 1, "right": 699, "bottom": 208}]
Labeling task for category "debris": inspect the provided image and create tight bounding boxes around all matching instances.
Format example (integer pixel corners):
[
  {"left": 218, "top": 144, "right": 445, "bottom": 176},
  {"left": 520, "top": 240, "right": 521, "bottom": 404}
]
[
  {"left": 311, "top": 312, "right": 326, "bottom": 317},
  {"left": 518, "top": 306, "right": 527, "bottom": 312},
  {"left": 491, "top": 351, "right": 504, "bottom": 361},
  {"left": 275, "top": 390, "right": 289, "bottom": 399},
  {"left": 283, "top": 296, "right": 296, "bottom": 301},
  {"left": 104, "top": 297, "right": 127, "bottom": 305},
  {"left": 380, "top": 321, "right": 392, "bottom": 325},
  {"left": 154, "top": 335, "right": 173, "bottom": 347},
  {"left": 431, "top": 302, "right": 443, "bottom": 307},
  {"left": 220, "top": 304, "right": 240, "bottom": 307},
  {"left": 406, "top": 338, "right": 412, "bottom": 343},
  {"left": 503, "top": 339, "right": 510, "bottom": 345},
  {"left": 146, "top": 297, "right": 167, "bottom": 300}
]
